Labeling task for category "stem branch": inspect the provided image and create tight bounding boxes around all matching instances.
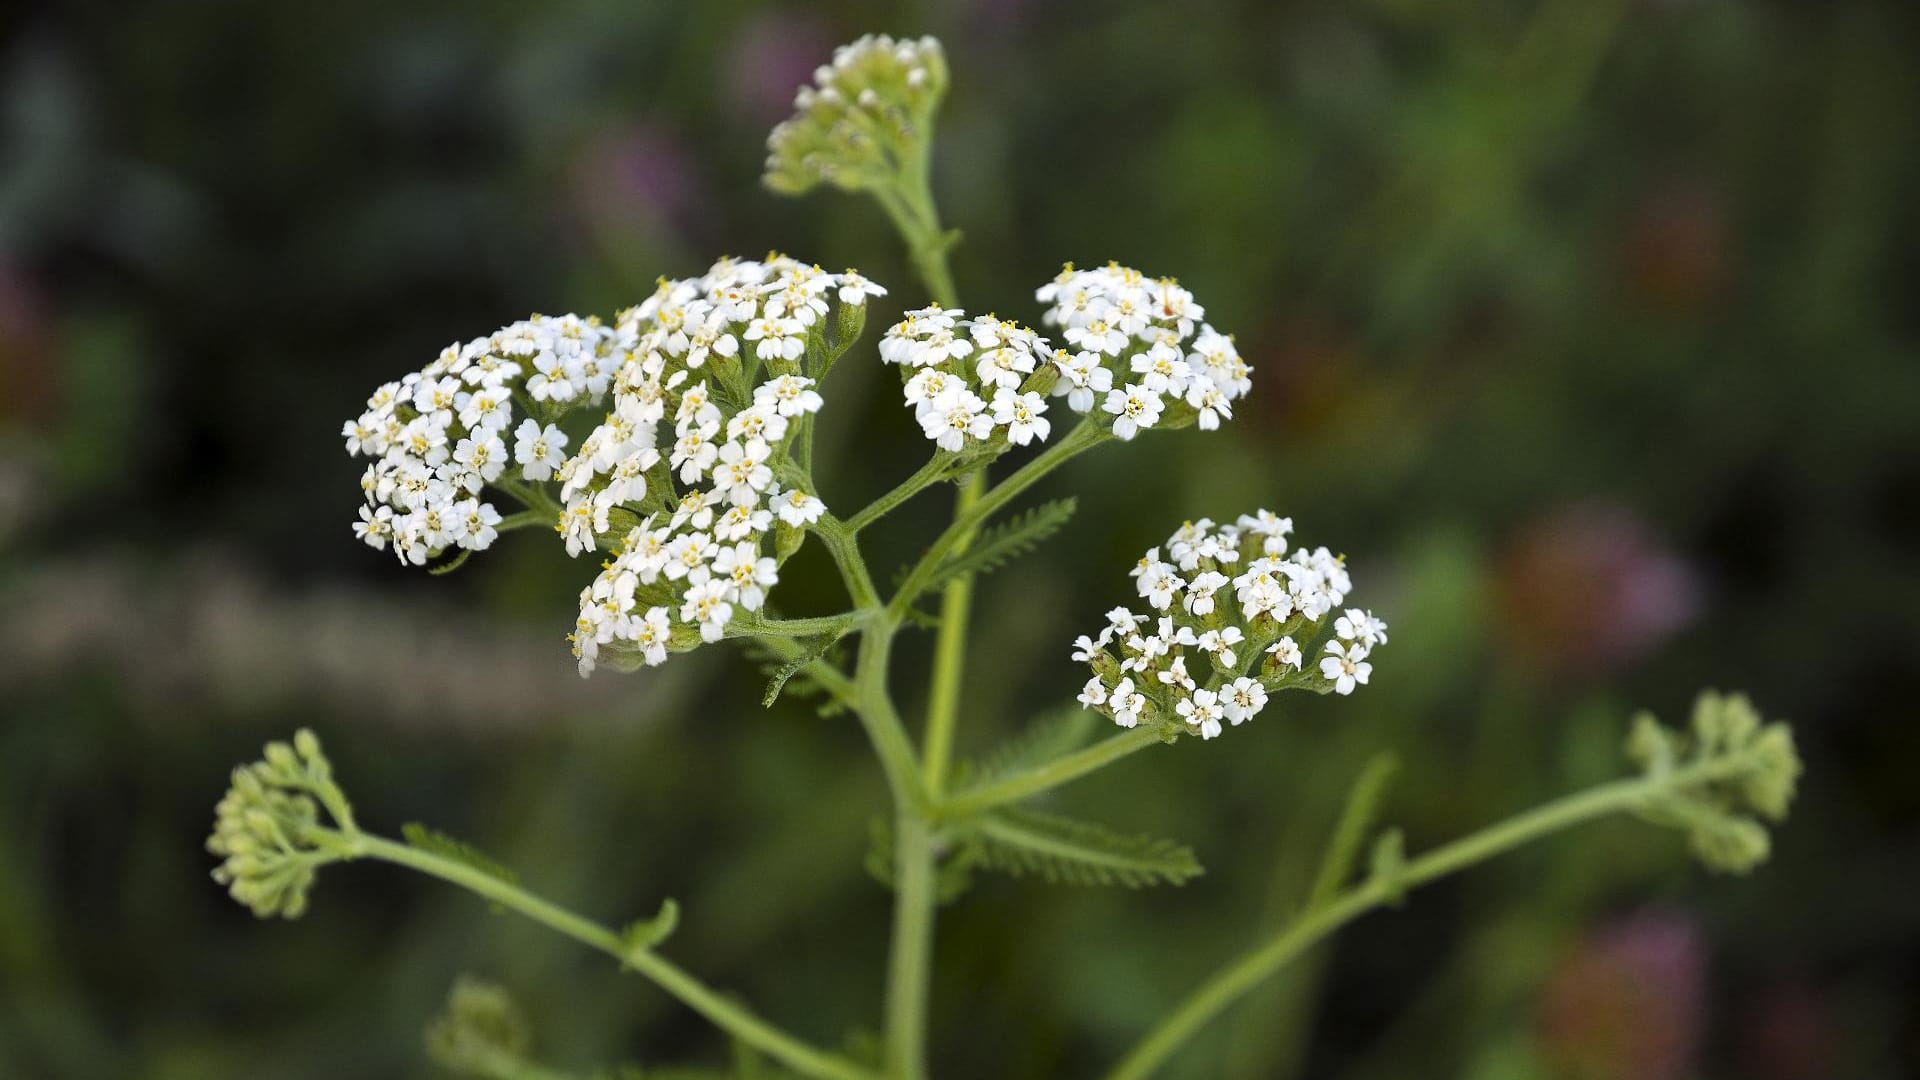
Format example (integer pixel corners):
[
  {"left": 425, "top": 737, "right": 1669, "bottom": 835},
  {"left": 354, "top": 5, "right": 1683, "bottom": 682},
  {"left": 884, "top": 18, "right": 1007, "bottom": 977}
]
[
  {"left": 352, "top": 834, "right": 877, "bottom": 1080},
  {"left": 934, "top": 724, "right": 1164, "bottom": 822},
  {"left": 1102, "top": 756, "right": 1753, "bottom": 1080}
]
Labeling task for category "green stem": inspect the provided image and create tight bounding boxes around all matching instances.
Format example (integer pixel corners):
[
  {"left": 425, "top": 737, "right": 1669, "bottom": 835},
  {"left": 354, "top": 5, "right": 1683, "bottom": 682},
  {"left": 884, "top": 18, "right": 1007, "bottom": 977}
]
[
  {"left": 815, "top": 516, "right": 882, "bottom": 610},
  {"left": 886, "top": 812, "right": 938, "bottom": 1080},
  {"left": 851, "top": 624, "right": 924, "bottom": 813},
  {"left": 350, "top": 833, "right": 878, "bottom": 1080},
  {"left": 729, "top": 612, "right": 860, "bottom": 639},
  {"left": 1102, "top": 756, "right": 1754, "bottom": 1080},
  {"left": 921, "top": 471, "right": 984, "bottom": 799},
  {"left": 934, "top": 724, "right": 1163, "bottom": 822},
  {"left": 890, "top": 421, "right": 1109, "bottom": 619},
  {"left": 845, "top": 455, "right": 958, "bottom": 534}
]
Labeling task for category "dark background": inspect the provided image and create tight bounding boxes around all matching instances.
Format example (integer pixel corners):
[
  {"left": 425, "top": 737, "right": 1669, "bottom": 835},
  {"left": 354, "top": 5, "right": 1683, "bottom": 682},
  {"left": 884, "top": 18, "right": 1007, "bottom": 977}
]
[{"left": 2, "top": 1, "right": 1916, "bottom": 1077}]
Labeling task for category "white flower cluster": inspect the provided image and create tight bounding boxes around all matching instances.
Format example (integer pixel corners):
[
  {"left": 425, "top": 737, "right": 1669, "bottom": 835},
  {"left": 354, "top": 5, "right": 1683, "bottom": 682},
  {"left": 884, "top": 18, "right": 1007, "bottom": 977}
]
[
  {"left": 557, "top": 255, "right": 882, "bottom": 676},
  {"left": 1072, "top": 511, "right": 1388, "bottom": 739},
  {"left": 764, "top": 34, "right": 949, "bottom": 195},
  {"left": 879, "top": 308, "right": 1055, "bottom": 452},
  {"left": 344, "top": 314, "right": 616, "bottom": 565},
  {"left": 1036, "top": 262, "right": 1253, "bottom": 440}
]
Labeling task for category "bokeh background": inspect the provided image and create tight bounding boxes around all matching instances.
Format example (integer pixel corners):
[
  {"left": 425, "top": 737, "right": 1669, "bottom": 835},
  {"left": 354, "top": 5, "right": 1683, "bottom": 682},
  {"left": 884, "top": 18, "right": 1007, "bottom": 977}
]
[{"left": 3, "top": 0, "right": 1917, "bottom": 1077}]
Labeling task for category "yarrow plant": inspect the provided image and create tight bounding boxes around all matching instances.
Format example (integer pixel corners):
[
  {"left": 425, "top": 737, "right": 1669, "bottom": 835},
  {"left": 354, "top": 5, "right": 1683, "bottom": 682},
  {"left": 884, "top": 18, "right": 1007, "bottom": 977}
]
[{"left": 217, "top": 34, "right": 1802, "bottom": 1080}]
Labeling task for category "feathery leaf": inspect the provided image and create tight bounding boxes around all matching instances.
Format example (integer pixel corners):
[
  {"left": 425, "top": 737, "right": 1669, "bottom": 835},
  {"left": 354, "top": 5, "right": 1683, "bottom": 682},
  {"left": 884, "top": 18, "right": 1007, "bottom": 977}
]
[
  {"left": 911, "top": 497, "right": 1077, "bottom": 598},
  {"left": 402, "top": 823, "right": 518, "bottom": 887},
  {"left": 971, "top": 808, "right": 1201, "bottom": 888}
]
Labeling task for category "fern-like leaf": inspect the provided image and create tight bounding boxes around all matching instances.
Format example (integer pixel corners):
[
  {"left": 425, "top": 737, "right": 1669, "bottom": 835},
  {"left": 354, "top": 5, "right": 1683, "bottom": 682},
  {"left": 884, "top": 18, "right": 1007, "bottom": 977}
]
[
  {"left": 403, "top": 823, "right": 518, "bottom": 886},
  {"left": 739, "top": 637, "right": 847, "bottom": 717},
  {"left": 952, "top": 707, "right": 1099, "bottom": 792},
  {"left": 911, "top": 497, "right": 1077, "bottom": 599},
  {"left": 758, "top": 633, "right": 837, "bottom": 708},
  {"left": 971, "top": 808, "right": 1201, "bottom": 888}
]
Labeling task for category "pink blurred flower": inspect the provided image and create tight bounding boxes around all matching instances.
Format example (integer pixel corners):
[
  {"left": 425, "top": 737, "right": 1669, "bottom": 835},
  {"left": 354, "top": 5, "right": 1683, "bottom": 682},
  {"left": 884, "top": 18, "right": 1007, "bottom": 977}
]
[
  {"left": 726, "top": 13, "right": 836, "bottom": 123},
  {"left": 1539, "top": 909, "right": 1706, "bottom": 1080},
  {"left": 0, "top": 263, "right": 56, "bottom": 428},
  {"left": 1499, "top": 501, "right": 1701, "bottom": 672},
  {"left": 571, "top": 122, "right": 700, "bottom": 239}
]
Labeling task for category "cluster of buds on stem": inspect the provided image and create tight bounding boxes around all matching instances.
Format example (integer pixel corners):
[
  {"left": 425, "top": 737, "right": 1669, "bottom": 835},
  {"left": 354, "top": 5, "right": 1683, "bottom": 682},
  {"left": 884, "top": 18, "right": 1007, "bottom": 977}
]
[
  {"left": 763, "top": 34, "right": 948, "bottom": 195},
  {"left": 1628, "top": 691, "right": 1802, "bottom": 873},
  {"left": 1073, "top": 511, "right": 1388, "bottom": 739},
  {"left": 207, "top": 729, "right": 353, "bottom": 918}
]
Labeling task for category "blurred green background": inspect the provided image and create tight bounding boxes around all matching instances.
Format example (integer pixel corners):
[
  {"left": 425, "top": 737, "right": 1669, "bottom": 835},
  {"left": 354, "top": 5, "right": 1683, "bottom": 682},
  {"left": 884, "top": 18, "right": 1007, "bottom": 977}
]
[{"left": 3, "top": 0, "right": 1916, "bottom": 1077}]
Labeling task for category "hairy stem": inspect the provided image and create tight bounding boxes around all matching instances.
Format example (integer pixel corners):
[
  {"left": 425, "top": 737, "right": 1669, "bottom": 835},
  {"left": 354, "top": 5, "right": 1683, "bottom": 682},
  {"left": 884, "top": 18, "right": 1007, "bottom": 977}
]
[
  {"left": 815, "top": 515, "right": 882, "bottom": 610},
  {"left": 921, "top": 471, "right": 984, "bottom": 799},
  {"left": 886, "top": 812, "right": 938, "bottom": 1080},
  {"left": 934, "top": 724, "right": 1164, "bottom": 822},
  {"left": 350, "top": 833, "right": 879, "bottom": 1080},
  {"left": 1102, "top": 755, "right": 1755, "bottom": 1080},
  {"left": 845, "top": 454, "right": 957, "bottom": 534}
]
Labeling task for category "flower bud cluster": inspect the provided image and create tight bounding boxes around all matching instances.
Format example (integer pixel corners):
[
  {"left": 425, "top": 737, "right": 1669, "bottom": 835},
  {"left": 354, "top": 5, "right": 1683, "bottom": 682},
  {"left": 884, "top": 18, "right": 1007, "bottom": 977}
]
[
  {"left": 1072, "top": 511, "right": 1388, "bottom": 739},
  {"left": 764, "top": 34, "right": 948, "bottom": 195},
  {"left": 880, "top": 307, "right": 1056, "bottom": 453},
  {"left": 1036, "top": 262, "right": 1253, "bottom": 440},
  {"left": 207, "top": 729, "right": 349, "bottom": 919},
  {"left": 558, "top": 255, "right": 882, "bottom": 676},
  {"left": 1628, "top": 691, "right": 1803, "bottom": 874},
  {"left": 344, "top": 315, "right": 616, "bottom": 565}
]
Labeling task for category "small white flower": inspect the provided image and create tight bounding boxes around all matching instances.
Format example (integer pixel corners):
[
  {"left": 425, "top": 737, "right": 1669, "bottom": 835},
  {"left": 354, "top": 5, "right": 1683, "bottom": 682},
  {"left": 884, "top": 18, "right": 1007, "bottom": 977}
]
[
  {"left": 1222, "top": 677, "right": 1267, "bottom": 725},
  {"left": 1335, "top": 608, "right": 1389, "bottom": 648},
  {"left": 919, "top": 387, "right": 992, "bottom": 451},
  {"left": 1267, "top": 636, "right": 1303, "bottom": 671},
  {"left": 634, "top": 606, "right": 672, "bottom": 666},
  {"left": 775, "top": 488, "right": 826, "bottom": 527},
  {"left": 1077, "top": 677, "right": 1108, "bottom": 709},
  {"left": 1319, "top": 641, "right": 1372, "bottom": 695},
  {"left": 680, "top": 578, "right": 734, "bottom": 642},
  {"left": 1102, "top": 383, "right": 1164, "bottom": 440},
  {"left": 513, "top": 419, "right": 570, "bottom": 482},
  {"left": 1110, "top": 678, "right": 1147, "bottom": 728},
  {"left": 754, "top": 374, "right": 825, "bottom": 417},
  {"left": 990, "top": 388, "right": 1051, "bottom": 446},
  {"left": 838, "top": 270, "right": 888, "bottom": 305},
  {"left": 744, "top": 316, "right": 806, "bottom": 361},
  {"left": 1175, "top": 689, "right": 1224, "bottom": 740}
]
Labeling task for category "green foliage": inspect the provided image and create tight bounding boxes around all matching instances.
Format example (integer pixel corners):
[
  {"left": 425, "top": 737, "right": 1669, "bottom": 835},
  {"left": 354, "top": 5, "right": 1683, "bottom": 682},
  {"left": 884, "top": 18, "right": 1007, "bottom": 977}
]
[
  {"left": 404, "top": 823, "right": 520, "bottom": 888},
  {"left": 1367, "top": 828, "right": 1407, "bottom": 906},
  {"left": 426, "top": 976, "right": 537, "bottom": 1079},
  {"left": 907, "top": 498, "right": 1077, "bottom": 600},
  {"left": 951, "top": 707, "right": 1100, "bottom": 792},
  {"left": 740, "top": 637, "right": 848, "bottom": 717},
  {"left": 968, "top": 808, "right": 1202, "bottom": 889},
  {"left": 1307, "top": 754, "right": 1399, "bottom": 909},
  {"left": 1627, "top": 691, "right": 1803, "bottom": 874},
  {"left": 620, "top": 898, "right": 681, "bottom": 954}
]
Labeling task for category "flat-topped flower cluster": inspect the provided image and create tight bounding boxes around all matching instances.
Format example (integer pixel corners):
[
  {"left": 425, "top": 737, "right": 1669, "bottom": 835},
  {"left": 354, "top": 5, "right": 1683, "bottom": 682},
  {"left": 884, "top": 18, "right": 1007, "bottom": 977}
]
[
  {"left": 763, "top": 34, "right": 948, "bottom": 196},
  {"left": 880, "top": 308, "right": 1055, "bottom": 452},
  {"left": 1073, "top": 511, "right": 1388, "bottom": 739},
  {"left": 344, "top": 314, "right": 616, "bottom": 565},
  {"left": 341, "top": 254, "right": 883, "bottom": 676},
  {"left": 1038, "top": 262, "right": 1252, "bottom": 440},
  {"left": 557, "top": 256, "right": 881, "bottom": 675},
  {"left": 877, "top": 262, "right": 1257, "bottom": 455}
]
